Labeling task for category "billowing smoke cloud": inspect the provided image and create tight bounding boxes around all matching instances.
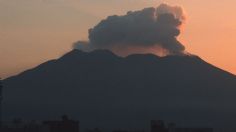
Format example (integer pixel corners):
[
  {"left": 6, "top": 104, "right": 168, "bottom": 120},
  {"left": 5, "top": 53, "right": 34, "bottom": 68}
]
[{"left": 74, "top": 3, "right": 186, "bottom": 55}]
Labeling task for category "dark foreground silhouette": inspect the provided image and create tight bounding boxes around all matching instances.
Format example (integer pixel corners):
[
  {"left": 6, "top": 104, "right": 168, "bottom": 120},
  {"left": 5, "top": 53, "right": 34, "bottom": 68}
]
[
  {"left": 3, "top": 49, "right": 236, "bottom": 130},
  {"left": 1, "top": 115, "right": 214, "bottom": 132}
]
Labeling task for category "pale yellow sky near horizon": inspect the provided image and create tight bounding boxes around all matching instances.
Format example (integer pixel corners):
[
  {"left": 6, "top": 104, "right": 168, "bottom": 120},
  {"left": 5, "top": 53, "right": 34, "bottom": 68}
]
[{"left": 1, "top": 0, "right": 236, "bottom": 78}]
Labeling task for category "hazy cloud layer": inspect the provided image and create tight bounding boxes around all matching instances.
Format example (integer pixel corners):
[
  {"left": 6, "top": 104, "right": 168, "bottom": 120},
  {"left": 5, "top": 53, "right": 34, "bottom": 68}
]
[{"left": 74, "top": 3, "right": 186, "bottom": 55}]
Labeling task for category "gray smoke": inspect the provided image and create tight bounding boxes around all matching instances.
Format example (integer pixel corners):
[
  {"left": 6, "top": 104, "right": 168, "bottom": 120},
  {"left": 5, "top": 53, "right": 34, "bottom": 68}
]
[{"left": 74, "top": 3, "right": 186, "bottom": 55}]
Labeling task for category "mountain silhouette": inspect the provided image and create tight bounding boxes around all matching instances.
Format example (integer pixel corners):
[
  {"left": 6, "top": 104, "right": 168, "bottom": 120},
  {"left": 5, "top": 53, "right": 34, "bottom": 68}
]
[{"left": 3, "top": 49, "right": 236, "bottom": 130}]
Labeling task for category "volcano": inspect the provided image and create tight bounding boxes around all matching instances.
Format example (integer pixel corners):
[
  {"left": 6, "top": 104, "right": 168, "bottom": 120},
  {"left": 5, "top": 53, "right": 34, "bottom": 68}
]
[{"left": 3, "top": 49, "right": 236, "bottom": 130}]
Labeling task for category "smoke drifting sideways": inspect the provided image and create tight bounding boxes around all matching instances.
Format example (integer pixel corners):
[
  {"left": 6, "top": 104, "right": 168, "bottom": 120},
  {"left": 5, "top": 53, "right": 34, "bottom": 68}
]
[{"left": 74, "top": 3, "right": 187, "bottom": 56}]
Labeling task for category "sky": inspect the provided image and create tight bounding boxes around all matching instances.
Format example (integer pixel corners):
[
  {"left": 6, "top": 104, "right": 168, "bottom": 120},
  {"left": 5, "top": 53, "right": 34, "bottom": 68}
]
[{"left": 1, "top": 0, "right": 236, "bottom": 78}]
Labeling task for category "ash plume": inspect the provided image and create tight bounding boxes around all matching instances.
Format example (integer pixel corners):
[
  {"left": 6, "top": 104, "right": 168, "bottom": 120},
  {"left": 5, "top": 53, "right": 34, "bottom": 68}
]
[{"left": 74, "top": 3, "right": 186, "bottom": 56}]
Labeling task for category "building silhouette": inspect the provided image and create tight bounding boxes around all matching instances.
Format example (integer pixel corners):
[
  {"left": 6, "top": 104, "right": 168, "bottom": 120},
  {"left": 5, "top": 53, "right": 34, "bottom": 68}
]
[
  {"left": 173, "top": 128, "right": 213, "bottom": 132},
  {"left": 43, "top": 115, "right": 79, "bottom": 132},
  {"left": 1, "top": 115, "right": 79, "bottom": 132},
  {"left": 0, "top": 78, "right": 2, "bottom": 128},
  {"left": 151, "top": 120, "right": 213, "bottom": 132},
  {"left": 151, "top": 120, "right": 168, "bottom": 132}
]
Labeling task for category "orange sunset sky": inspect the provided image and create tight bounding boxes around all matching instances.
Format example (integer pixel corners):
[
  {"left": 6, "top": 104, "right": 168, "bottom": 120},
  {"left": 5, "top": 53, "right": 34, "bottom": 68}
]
[{"left": 1, "top": 0, "right": 236, "bottom": 78}]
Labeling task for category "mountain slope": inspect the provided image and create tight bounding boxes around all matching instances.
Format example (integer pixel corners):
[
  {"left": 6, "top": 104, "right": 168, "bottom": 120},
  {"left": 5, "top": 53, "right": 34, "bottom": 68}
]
[{"left": 3, "top": 49, "right": 236, "bottom": 129}]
